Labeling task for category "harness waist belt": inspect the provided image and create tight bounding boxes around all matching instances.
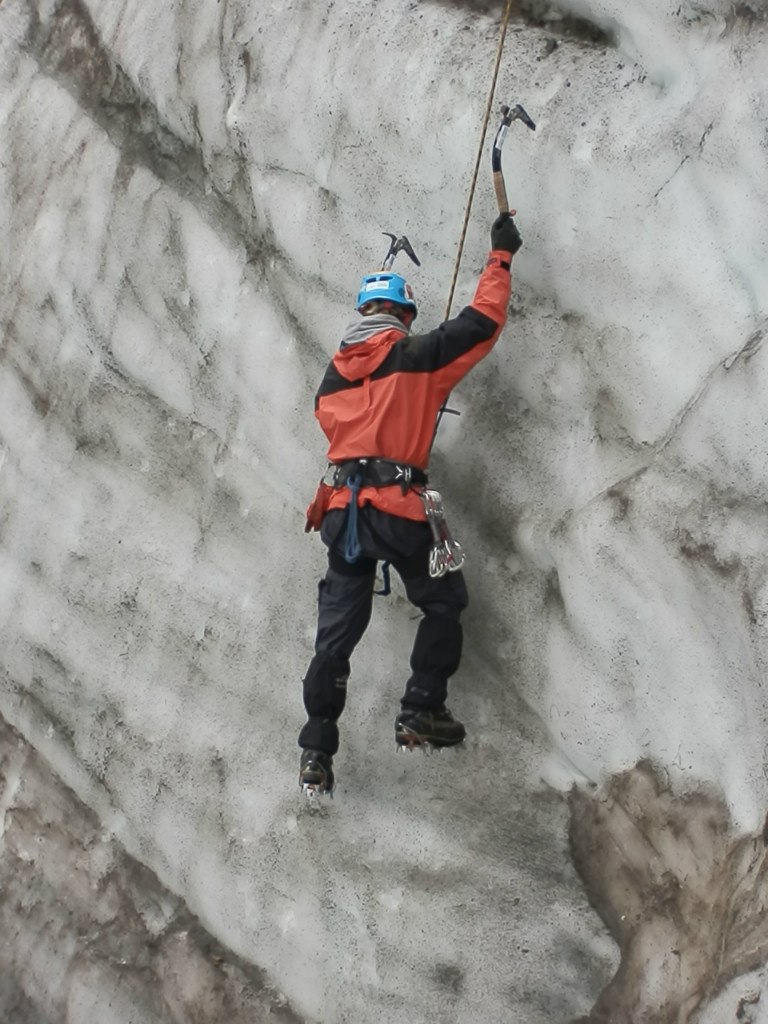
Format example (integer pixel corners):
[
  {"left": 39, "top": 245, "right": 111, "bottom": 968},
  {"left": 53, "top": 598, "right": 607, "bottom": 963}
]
[{"left": 331, "top": 458, "right": 428, "bottom": 493}]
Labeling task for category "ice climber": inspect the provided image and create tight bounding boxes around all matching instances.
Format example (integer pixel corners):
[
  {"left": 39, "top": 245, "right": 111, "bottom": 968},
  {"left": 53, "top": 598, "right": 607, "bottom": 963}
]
[{"left": 299, "top": 211, "right": 522, "bottom": 794}]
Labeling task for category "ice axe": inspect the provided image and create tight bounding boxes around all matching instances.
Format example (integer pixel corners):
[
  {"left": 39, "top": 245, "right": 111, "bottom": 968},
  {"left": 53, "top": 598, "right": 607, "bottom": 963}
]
[
  {"left": 492, "top": 103, "right": 536, "bottom": 214},
  {"left": 431, "top": 101, "right": 535, "bottom": 447},
  {"left": 381, "top": 232, "right": 421, "bottom": 271}
]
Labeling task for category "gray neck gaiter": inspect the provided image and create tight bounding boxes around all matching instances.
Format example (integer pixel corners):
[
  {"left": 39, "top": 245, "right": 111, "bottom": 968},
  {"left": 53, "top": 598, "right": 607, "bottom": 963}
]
[{"left": 339, "top": 314, "right": 409, "bottom": 348}]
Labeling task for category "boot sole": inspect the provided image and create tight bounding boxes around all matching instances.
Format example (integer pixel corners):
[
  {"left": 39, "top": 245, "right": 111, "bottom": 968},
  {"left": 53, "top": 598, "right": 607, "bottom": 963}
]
[{"left": 395, "top": 727, "right": 466, "bottom": 750}]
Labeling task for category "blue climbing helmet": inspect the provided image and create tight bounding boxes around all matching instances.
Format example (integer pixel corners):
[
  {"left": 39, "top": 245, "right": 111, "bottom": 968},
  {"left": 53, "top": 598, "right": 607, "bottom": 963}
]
[{"left": 356, "top": 271, "right": 418, "bottom": 319}]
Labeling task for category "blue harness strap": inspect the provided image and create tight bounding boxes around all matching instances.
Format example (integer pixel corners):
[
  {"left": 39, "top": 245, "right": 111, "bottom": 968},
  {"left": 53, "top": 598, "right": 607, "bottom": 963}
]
[
  {"left": 341, "top": 474, "right": 392, "bottom": 597},
  {"left": 342, "top": 473, "right": 363, "bottom": 564}
]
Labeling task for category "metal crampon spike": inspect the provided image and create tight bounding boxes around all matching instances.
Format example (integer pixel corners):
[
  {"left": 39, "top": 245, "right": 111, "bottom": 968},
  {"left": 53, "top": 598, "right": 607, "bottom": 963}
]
[
  {"left": 395, "top": 742, "right": 419, "bottom": 753},
  {"left": 397, "top": 737, "right": 433, "bottom": 753},
  {"left": 302, "top": 783, "right": 333, "bottom": 802},
  {"left": 396, "top": 733, "right": 426, "bottom": 752}
]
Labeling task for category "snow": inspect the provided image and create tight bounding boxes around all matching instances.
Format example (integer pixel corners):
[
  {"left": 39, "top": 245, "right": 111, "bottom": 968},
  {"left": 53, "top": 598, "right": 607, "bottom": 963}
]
[{"left": 2, "top": 0, "right": 768, "bottom": 1021}]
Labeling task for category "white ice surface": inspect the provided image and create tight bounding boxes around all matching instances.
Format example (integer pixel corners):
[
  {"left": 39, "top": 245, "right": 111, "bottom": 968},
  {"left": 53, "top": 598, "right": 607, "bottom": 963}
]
[{"left": 2, "top": 0, "right": 768, "bottom": 1021}]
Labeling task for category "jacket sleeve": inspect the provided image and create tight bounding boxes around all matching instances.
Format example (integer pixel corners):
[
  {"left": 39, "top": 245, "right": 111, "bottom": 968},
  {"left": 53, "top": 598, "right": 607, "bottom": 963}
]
[{"left": 402, "top": 251, "right": 511, "bottom": 396}]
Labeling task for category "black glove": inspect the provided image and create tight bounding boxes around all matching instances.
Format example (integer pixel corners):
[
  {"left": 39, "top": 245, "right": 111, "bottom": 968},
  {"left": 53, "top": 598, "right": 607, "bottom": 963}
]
[{"left": 491, "top": 212, "right": 522, "bottom": 255}]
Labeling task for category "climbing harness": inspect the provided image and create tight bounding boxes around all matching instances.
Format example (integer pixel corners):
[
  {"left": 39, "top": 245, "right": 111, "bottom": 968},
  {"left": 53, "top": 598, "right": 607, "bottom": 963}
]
[
  {"left": 333, "top": 460, "right": 462, "bottom": 579},
  {"left": 334, "top": 458, "right": 429, "bottom": 566},
  {"left": 333, "top": 461, "right": 461, "bottom": 584},
  {"left": 331, "top": 458, "right": 428, "bottom": 494}
]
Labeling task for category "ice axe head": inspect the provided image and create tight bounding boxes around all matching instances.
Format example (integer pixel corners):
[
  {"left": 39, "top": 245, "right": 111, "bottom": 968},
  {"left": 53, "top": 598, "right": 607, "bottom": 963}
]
[
  {"left": 381, "top": 232, "right": 421, "bottom": 271},
  {"left": 504, "top": 103, "right": 536, "bottom": 132},
  {"left": 492, "top": 103, "right": 536, "bottom": 214}
]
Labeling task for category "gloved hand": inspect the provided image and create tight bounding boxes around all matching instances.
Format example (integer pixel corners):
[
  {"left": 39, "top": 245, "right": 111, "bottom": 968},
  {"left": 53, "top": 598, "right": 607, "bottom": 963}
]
[{"left": 491, "top": 212, "right": 522, "bottom": 255}]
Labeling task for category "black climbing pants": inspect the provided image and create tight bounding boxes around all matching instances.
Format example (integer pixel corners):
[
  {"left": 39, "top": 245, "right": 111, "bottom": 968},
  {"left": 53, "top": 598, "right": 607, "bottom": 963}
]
[{"left": 299, "top": 506, "right": 469, "bottom": 755}]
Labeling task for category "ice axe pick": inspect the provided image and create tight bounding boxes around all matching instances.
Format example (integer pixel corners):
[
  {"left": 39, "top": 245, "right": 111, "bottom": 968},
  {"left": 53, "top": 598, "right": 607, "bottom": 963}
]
[{"left": 492, "top": 103, "right": 536, "bottom": 215}]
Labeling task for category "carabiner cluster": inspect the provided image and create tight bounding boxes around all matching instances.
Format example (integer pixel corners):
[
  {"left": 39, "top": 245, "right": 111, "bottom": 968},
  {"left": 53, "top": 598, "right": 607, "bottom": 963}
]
[{"left": 420, "top": 489, "right": 466, "bottom": 578}]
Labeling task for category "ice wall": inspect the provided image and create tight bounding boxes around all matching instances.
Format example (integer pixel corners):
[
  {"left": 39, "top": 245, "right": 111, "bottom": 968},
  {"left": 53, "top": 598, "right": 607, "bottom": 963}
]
[
  {"left": 0, "top": 717, "right": 302, "bottom": 1024},
  {"left": 2, "top": 0, "right": 768, "bottom": 1021}
]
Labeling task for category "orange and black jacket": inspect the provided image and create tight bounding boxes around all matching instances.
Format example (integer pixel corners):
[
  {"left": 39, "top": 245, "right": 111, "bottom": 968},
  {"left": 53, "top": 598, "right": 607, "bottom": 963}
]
[{"left": 315, "top": 251, "right": 512, "bottom": 522}]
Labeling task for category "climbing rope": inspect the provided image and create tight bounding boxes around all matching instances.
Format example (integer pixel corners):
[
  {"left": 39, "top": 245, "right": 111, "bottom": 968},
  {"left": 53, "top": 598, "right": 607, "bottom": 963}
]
[{"left": 442, "top": 0, "right": 516, "bottom": 321}]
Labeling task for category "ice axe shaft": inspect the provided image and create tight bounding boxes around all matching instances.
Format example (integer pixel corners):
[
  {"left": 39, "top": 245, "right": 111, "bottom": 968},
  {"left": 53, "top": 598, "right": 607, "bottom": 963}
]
[
  {"left": 381, "top": 232, "right": 421, "bottom": 271},
  {"left": 492, "top": 103, "right": 536, "bottom": 214}
]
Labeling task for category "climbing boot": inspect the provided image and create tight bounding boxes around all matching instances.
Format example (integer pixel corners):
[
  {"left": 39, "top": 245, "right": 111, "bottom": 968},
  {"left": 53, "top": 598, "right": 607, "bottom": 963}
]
[
  {"left": 395, "top": 706, "right": 466, "bottom": 749},
  {"left": 299, "top": 749, "right": 334, "bottom": 795}
]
